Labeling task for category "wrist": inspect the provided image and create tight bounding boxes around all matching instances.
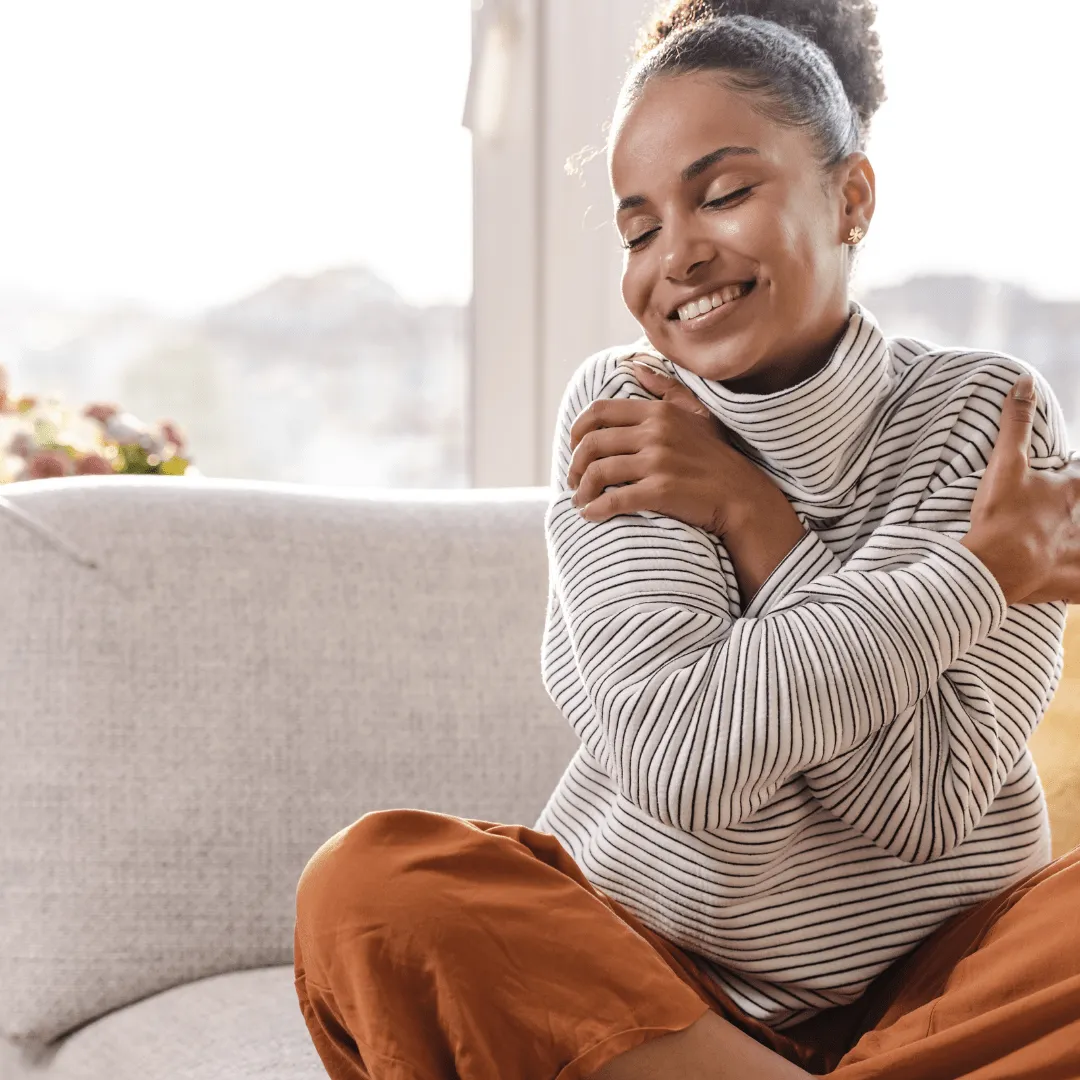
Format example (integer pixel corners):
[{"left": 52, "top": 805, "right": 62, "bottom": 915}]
[
  {"left": 960, "top": 532, "right": 1020, "bottom": 605},
  {"left": 724, "top": 492, "right": 804, "bottom": 544},
  {"left": 722, "top": 496, "right": 808, "bottom": 607}
]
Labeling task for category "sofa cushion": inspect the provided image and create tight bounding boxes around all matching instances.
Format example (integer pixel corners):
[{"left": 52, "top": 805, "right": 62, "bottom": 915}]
[{"left": 1, "top": 966, "right": 323, "bottom": 1080}]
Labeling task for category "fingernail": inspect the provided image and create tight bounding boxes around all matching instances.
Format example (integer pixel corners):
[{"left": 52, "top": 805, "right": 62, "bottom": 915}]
[{"left": 1014, "top": 374, "right": 1036, "bottom": 402}]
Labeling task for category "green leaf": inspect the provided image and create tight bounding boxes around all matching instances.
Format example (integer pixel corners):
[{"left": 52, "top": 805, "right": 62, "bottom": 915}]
[
  {"left": 117, "top": 444, "right": 152, "bottom": 474},
  {"left": 160, "top": 456, "right": 189, "bottom": 476}
]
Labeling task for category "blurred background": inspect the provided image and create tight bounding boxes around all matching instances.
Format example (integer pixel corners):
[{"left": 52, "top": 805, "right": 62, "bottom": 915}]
[{"left": 0, "top": 0, "right": 1077, "bottom": 489}]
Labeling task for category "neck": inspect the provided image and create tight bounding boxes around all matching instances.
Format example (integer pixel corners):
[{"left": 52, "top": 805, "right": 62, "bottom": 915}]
[{"left": 719, "top": 306, "right": 852, "bottom": 396}]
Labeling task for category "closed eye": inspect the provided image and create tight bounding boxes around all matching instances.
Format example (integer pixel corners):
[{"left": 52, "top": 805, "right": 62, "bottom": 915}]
[
  {"left": 704, "top": 185, "right": 754, "bottom": 210},
  {"left": 623, "top": 227, "right": 659, "bottom": 252},
  {"left": 622, "top": 186, "right": 755, "bottom": 251}
]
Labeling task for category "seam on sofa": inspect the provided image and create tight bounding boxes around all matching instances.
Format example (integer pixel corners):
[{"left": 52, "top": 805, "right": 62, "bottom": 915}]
[
  {"left": 0, "top": 493, "right": 101, "bottom": 568},
  {"left": 0, "top": 494, "right": 151, "bottom": 600}
]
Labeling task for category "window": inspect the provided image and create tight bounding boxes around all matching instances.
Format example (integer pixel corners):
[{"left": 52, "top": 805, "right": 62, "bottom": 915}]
[
  {"left": 851, "top": 0, "right": 1080, "bottom": 444},
  {"left": 0, "top": 1, "right": 473, "bottom": 487},
  {"left": 5, "top": 2, "right": 1077, "bottom": 491}
]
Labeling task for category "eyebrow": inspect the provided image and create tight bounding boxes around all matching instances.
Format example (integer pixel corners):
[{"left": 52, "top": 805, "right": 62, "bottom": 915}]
[
  {"left": 615, "top": 145, "right": 760, "bottom": 213},
  {"left": 682, "top": 144, "right": 759, "bottom": 182}
]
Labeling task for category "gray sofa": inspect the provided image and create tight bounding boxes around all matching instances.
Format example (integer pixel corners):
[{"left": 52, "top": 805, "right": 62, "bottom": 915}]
[{"left": 0, "top": 476, "right": 574, "bottom": 1079}]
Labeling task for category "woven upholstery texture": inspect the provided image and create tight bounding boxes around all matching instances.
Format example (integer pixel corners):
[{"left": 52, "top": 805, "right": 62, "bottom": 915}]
[{"left": 0, "top": 477, "right": 573, "bottom": 1049}]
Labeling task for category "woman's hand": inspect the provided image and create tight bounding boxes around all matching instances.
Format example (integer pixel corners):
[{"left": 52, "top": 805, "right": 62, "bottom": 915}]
[
  {"left": 566, "top": 357, "right": 793, "bottom": 539},
  {"left": 962, "top": 373, "right": 1080, "bottom": 605}
]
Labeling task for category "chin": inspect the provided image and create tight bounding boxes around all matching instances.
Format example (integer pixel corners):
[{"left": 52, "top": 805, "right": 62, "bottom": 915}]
[{"left": 654, "top": 329, "right": 762, "bottom": 385}]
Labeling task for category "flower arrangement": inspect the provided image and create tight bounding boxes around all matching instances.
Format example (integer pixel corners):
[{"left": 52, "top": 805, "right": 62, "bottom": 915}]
[{"left": 0, "top": 363, "right": 197, "bottom": 484}]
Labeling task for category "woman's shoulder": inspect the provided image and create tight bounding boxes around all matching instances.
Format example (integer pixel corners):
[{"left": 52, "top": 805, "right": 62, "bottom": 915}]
[
  {"left": 888, "top": 333, "right": 1036, "bottom": 385},
  {"left": 886, "top": 334, "right": 1071, "bottom": 467},
  {"left": 557, "top": 338, "right": 668, "bottom": 419}
]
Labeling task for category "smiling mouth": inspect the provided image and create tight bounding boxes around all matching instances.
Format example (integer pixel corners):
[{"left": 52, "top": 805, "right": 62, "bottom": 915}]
[{"left": 668, "top": 280, "right": 756, "bottom": 322}]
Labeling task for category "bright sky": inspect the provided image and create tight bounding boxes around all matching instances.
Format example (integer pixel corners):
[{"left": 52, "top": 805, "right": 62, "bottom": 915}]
[
  {"left": 856, "top": 0, "right": 1080, "bottom": 303},
  {"left": 0, "top": 0, "right": 1078, "bottom": 313},
  {"left": 0, "top": 0, "right": 474, "bottom": 313}
]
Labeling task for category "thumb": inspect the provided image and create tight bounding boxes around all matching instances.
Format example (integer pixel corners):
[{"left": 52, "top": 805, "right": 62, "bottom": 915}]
[{"left": 993, "top": 373, "right": 1037, "bottom": 467}]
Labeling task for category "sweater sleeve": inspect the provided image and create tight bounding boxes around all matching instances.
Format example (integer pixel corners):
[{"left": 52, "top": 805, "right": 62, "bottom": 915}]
[
  {"left": 746, "top": 368, "right": 1070, "bottom": 862},
  {"left": 542, "top": 350, "right": 1067, "bottom": 859}
]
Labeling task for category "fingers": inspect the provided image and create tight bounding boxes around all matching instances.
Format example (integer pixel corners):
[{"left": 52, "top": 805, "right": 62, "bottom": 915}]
[
  {"left": 569, "top": 398, "right": 651, "bottom": 451},
  {"left": 989, "top": 373, "right": 1038, "bottom": 470},
  {"left": 631, "top": 362, "right": 713, "bottom": 418},
  {"left": 567, "top": 425, "right": 643, "bottom": 490},
  {"left": 570, "top": 453, "right": 645, "bottom": 511}
]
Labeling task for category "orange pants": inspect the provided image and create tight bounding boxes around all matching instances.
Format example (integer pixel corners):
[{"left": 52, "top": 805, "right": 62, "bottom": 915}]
[{"left": 293, "top": 810, "right": 1080, "bottom": 1079}]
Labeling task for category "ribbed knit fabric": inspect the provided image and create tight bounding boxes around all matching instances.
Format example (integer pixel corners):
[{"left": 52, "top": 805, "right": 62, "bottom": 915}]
[{"left": 535, "top": 300, "right": 1071, "bottom": 1029}]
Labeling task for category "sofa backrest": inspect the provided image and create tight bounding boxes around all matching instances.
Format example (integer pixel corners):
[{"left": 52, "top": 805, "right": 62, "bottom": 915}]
[{"left": 0, "top": 476, "right": 575, "bottom": 1048}]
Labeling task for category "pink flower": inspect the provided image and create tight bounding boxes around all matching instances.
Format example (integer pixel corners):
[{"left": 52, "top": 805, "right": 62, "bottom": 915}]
[
  {"left": 159, "top": 420, "right": 185, "bottom": 450},
  {"left": 7, "top": 431, "right": 33, "bottom": 458},
  {"left": 75, "top": 452, "right": 114, "bottom": 475},
  {"left": 84, "top": 402, "right": 120, "bottom": 425},
  {"left": 26, "top": 449, "right": 73, "bottom": 480}
]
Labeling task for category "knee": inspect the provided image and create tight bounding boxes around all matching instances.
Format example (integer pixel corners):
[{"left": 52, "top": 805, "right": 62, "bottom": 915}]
[{"left": 294, "top": 808, "right": 460, "bottom": 934}]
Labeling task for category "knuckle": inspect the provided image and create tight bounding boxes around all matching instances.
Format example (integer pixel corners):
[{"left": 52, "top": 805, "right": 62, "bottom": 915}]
[
  {"left": 656, "top": 401, "right": 678, "bottom": 425},
  {"left": 645, "top": 414, "right": 670, "bottom": 443}
]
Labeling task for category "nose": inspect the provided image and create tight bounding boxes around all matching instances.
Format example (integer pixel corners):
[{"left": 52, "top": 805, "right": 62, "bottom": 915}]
[{"left": 661, "top": 215, "right": 714, "bottom": 281}]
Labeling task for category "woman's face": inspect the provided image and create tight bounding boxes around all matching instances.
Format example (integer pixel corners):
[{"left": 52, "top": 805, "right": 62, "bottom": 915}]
[{"left": 610, "top": 71, "right": 873, "bottom": 393}]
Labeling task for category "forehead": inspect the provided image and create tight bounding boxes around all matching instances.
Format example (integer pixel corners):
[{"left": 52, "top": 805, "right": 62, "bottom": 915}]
[{"left": 609, "top": 71, "right": 800, "bottom": 194}]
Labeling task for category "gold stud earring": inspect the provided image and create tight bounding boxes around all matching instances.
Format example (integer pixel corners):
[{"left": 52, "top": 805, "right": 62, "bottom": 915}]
[{"left": 846, "top": 226, "right": 865, "bottom": 245}]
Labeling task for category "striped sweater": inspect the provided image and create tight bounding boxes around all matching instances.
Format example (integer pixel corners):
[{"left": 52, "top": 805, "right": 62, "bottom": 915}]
[{"left": 534, "top": 300, "right": 1070, "bottom": 1028}]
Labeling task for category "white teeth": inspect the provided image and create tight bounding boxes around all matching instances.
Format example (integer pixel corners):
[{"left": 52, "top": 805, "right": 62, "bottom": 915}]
[{"left": 676, "top": 282, "right": 752, "bottom": 322}]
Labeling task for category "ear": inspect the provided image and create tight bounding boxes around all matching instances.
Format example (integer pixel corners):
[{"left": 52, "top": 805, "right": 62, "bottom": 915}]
[{"left": 838, "top": 150, "right": 876, "bottom": 243}]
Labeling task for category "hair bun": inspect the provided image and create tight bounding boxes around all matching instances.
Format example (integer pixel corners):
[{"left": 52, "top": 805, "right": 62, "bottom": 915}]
[{"left": 636, "top": 0, "right": 886, "bottom": 128}]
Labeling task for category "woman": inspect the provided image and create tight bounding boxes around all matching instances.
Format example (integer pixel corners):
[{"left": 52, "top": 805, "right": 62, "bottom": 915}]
[{"left": 293, "top": 2, "right": 1080, "bottom": 1077}]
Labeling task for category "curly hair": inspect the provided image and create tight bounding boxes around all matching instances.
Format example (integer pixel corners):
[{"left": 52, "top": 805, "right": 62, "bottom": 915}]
[{"left": 621, "top": 0, "right": 887, "bottom": 165}]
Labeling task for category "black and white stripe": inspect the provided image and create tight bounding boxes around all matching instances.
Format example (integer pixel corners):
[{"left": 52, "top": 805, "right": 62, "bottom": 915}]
[{"left": 534, "top": 301, "right": 1069, "bottom": 1028}]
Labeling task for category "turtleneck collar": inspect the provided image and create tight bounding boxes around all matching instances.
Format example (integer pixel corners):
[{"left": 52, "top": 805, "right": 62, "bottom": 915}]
[{"left": 628, "top": 301, "right": 896, "bottom": 521}]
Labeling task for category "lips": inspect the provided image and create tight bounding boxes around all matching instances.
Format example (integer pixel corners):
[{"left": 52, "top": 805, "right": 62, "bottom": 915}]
[
  {"left": 668, "top": 279, "right": 757, "bottom": 322},
  {"left": 660, "top": 280, "right": 756, "bottom": 326}
]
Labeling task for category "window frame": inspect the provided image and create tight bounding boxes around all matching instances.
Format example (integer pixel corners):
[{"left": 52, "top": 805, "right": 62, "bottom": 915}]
[{"left": 466, "top": 0, "right": 644, "bottom": 487}]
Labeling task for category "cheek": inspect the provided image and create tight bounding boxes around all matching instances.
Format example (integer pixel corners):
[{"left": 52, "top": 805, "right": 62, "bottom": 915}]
[
  {"left": 772, "top": 197, "right": 833, "bottom": 279},
  {"left": 720, "top": 202, "right": 782, "bottom": 263},
  {"left": 620, "top": 261, "right": 649, "bottom": 321}
]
